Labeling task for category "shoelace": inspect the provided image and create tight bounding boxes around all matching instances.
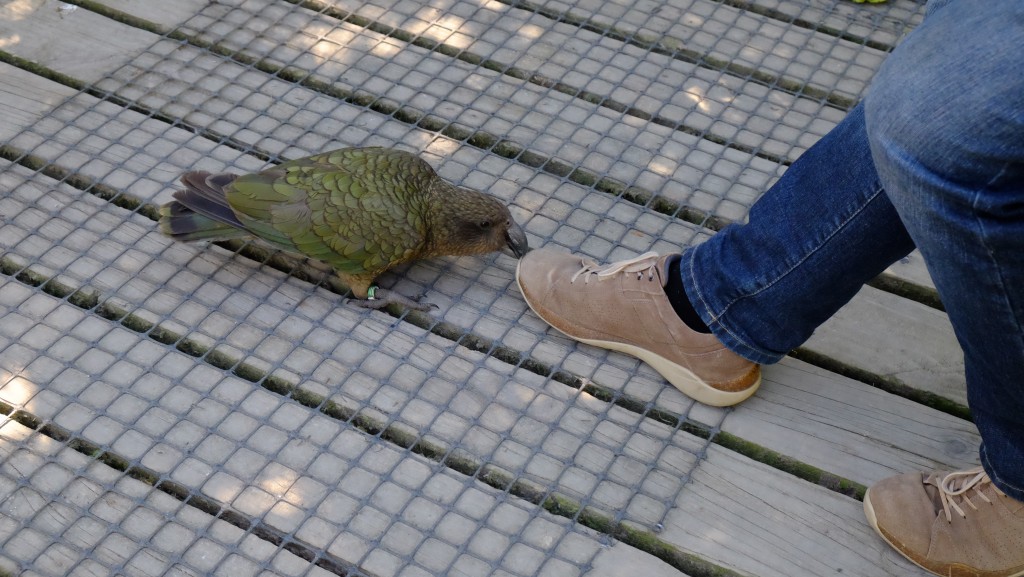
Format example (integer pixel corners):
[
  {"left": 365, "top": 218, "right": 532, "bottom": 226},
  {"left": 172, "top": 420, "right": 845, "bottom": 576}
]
[
  {"left": 937, "top": 466, "right": 1006, "bottom": 522},
  {"left": 570, "top": 251, "right": 661, "bottom": 284}
]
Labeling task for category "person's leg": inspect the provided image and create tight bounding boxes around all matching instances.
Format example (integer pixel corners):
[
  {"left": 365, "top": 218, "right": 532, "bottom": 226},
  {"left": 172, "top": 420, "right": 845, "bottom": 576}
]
[
  {"left": 680, "top": 0, "right": 988, "bottom": 369},
  {"left": 864, "top": 0, "right": 1024, "bottom": 502},
  {"left": 857, "top": 1, "right": 1024, "bottom": 575},
  {"left": 679, "top": 103, "right": 914, "bottom": 365}
]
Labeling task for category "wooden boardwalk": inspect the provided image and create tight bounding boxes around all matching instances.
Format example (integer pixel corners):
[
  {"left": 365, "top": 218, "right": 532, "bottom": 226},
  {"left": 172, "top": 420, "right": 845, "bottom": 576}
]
[{"left": 0, "top": 0, "right": 976, "bottom": 576}]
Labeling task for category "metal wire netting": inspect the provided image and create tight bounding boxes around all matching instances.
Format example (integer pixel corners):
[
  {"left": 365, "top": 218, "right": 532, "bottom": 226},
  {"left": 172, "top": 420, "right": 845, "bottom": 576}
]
[{"left": 0, "top": 0, "right": 925, "bottom": 575}]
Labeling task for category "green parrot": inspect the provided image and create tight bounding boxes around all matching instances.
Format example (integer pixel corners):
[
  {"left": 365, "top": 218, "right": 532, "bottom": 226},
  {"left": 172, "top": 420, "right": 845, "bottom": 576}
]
[{"left": 158, "top": 147, "right": 529, "bottom": 310}]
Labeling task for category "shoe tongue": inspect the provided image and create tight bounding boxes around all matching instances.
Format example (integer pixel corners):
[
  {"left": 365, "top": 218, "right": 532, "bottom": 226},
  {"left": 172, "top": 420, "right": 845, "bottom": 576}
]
[
  {"left": 923, "top": 472, "right": 944, "bottom": 501},
  {"left": 655, "top": 254, "right": 680, "bottom": 288}
]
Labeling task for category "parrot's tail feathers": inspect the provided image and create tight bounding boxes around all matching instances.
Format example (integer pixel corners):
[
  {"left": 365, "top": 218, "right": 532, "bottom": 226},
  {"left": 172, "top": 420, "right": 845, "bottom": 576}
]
[
  {"left": 160, "top": 171, "right": 251, "bottom": 242},
  {"left": 173, "top": 171, "right": 248, "bottom": 230},
  {"left": 158, "top": 203, "right": 251, "bottom": 242}
]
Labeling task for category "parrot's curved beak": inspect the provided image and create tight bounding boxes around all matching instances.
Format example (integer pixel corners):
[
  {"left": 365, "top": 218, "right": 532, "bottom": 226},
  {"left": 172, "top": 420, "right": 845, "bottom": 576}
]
[{"left": 504, "top": 220, "right": 530, "bottom": 259}]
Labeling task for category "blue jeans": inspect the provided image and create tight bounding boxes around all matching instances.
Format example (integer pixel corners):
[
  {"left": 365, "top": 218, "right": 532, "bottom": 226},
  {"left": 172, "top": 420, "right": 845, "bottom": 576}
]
[{"left": 680, "top": 0, "right": 1024, "bottom": 500}]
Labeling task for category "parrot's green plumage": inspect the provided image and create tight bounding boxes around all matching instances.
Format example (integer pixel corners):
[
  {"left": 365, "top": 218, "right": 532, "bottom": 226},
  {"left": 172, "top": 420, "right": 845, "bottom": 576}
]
[{"left": 159, "top": 147, "right": 529, "bottom": 310}]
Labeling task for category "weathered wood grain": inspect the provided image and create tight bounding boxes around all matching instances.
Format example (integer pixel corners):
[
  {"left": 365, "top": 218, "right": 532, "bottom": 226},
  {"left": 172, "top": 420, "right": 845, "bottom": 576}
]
[
  {"left": 664, "top": 444, "right": 931, "bottom": 577},
  {"left": 0, "top": 0, "right": 155, "bottom": 83},
  {"left": 0, "top": 62, "right": 76, "bottom": 134},
  {"left": 808, "top": 284, "right": 963, "bottom": 405},
  {"left": 729, "top": 359, "right": 978, "bottom": 484}
]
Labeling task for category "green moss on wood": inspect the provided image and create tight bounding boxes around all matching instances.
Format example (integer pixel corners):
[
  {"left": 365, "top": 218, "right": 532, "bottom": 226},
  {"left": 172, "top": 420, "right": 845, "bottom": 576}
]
[
  {"left": 204, "top": 349, "right": 237, "bottom": 370},
  {"left": 713, "top": 431, "right": 866, "bottom": 499}
]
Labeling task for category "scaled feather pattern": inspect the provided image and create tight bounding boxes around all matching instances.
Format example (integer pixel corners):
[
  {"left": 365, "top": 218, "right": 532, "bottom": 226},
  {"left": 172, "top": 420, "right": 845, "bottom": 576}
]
[{"left": 159, "top": 147, "right": 529, "bottom": 310}]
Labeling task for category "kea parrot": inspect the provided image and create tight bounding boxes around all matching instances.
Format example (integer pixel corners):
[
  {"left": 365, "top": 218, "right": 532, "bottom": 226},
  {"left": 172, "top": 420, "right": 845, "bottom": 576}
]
[{"left": 158, "top": 147, "right": 530, "bottom": 310}]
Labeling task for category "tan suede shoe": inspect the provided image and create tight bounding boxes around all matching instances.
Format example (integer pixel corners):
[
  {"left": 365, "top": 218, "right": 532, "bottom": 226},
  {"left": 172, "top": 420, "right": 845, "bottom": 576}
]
[
  {"left": 515, "top": 249, "right": 760, "bottom": 407},
  {"left": 864, "top": 467, "right": 1024, "bottom": 577}
]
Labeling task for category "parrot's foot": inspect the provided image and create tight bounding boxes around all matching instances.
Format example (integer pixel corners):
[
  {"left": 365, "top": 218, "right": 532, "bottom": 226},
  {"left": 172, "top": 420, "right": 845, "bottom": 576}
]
[{"left": 348, "top": 288, "right": 438, "bottom": 312}]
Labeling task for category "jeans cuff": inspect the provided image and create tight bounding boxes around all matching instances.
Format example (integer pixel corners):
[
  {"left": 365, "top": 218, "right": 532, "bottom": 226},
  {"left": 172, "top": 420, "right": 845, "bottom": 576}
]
[
  {"left": 981, "top": 444, "right": 1024, "bottom": 503},
  {"left": 679, "top": 247, "right": 786, "bottom": 366}
]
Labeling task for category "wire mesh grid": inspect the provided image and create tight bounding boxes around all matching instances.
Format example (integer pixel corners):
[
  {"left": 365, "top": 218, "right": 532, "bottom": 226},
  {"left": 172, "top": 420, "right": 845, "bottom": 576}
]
[{"left": 0, "top": 0, "right": 925, "bottom": 575}]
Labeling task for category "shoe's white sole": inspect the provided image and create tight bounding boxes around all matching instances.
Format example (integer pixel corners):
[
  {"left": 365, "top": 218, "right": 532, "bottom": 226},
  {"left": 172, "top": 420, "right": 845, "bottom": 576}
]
[
  {"left": 516, "top": 265, "right": 760, "bottom": 407},
  {"left": 567, "top": 332, "right": 760, "bottom": 407}
]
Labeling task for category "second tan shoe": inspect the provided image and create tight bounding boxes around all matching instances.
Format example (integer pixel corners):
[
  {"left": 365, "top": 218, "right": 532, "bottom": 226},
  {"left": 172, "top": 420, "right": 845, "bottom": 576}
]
[
  {"left": 516, "top": 249, "right": 760, "bottom": 407},
  {"left": 865, "top": 467, "right": 1024, "bottom": 577}
]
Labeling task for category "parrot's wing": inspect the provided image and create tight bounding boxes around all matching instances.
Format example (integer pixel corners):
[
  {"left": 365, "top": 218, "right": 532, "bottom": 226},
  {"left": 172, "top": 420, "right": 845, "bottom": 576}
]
[
  {"left": 219, "top": 166, "right": 308, "bottom": 254},
  {"left": 225, "top": 151, "right": 430, "bottom": 276}
]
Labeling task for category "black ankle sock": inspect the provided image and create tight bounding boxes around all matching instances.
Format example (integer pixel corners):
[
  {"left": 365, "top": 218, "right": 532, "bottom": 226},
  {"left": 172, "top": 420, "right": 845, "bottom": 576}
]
[{"left": 664, "top": 256, "right": 712, "bottom": 334}]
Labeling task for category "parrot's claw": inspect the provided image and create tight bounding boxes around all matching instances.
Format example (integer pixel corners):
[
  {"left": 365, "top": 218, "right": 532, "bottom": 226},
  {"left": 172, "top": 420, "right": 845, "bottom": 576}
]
[{"left": 348, "top": 288, "right": 437, "bottom": 312}]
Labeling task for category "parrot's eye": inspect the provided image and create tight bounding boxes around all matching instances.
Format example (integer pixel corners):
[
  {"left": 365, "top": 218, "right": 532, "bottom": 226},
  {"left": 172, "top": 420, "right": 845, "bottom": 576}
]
[{"left": 479, "top": 219, "right": 492, "bottom": 229}]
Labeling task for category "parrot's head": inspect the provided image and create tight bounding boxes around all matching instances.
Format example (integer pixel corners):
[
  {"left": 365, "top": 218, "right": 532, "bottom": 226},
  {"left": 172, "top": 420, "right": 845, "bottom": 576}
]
[{"left": 433, "top": 188, "right": 530, "bottom": 259}]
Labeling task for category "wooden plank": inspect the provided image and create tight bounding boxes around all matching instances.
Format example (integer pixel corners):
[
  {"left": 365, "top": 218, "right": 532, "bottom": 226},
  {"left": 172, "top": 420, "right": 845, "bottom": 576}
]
[
  {"left": 96, "top": 0, "right": 207, "bottom": 28},
  {"left": 97, "top": 0, "right": 865, "bottom": 180},
  {"left": 729, "top": 358, "right": 978, "bottom": 485},
  {"left": 886, "top": 250, "right": 936, "bottom": 290},
  {"left": 590, "top": 543, "right": 690, "bottom": 577},
  {"left": 808, "top": 283, "right": 964, "bottom": 405},
  {"left": 0, "top": 62, "right": 77, "bottom": 136},
  {"left": 284, "top": 0, "right": 851, "bottom": 159},
  {"left": 0, "top": 0, "right": 156, "bottom": 84},
  {"left": 663, "top": 444, "right": 932, "bottom": 577},
  {"left": 3, "top": 6, "right": 762, "bottom": 221},
  {"left": 0, "top": 60, "right": 267, "bottom": 197},
  {"left": 216, "top": 0, "right": 847, "bottom": 159},
  {"left": 92, "top": 0, "right": 923, "bottom": 125}
]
